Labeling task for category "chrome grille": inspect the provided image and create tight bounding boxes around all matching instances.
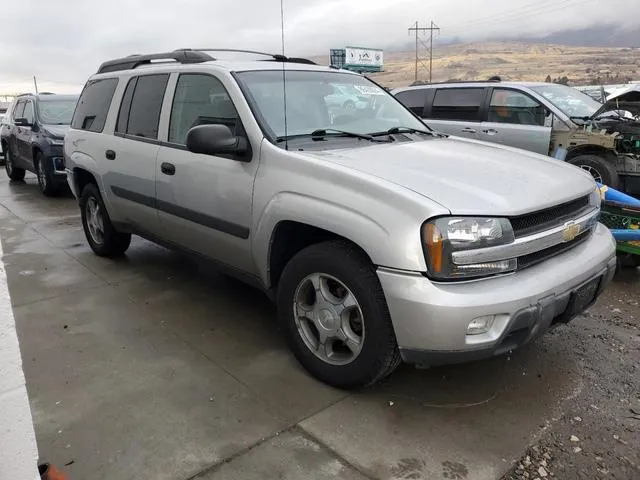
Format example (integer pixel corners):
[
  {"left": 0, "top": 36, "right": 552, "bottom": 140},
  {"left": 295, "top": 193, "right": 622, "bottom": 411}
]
[{"left": 510, "top": 195, "right": 591, "bottom": 238}]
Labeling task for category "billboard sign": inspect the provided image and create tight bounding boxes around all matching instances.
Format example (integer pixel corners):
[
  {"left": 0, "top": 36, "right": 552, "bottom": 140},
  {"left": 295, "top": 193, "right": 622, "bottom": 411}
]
[{"left": 344, "top": 47, "right": 383, "bottom": 69}]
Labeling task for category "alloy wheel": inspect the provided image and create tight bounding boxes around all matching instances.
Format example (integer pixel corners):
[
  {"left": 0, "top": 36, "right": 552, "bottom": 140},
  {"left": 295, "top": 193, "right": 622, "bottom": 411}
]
[{"left": 86, "top": 197, "right": 105, "bottom": 245}]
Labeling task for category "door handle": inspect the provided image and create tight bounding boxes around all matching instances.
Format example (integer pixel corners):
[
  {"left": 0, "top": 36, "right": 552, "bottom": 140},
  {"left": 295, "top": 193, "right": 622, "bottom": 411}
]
[
  {"left": 105, "top": 150, "right": 116, "bottom": 160},
  {"left": 160, "top": 162, "right": 175, "bottom": 175},
  {"left": 461, "top": 127, "right": 477, "bottom": 134},
  {"left": 482, "top": 129, "right": 499, "bottom": 135}
]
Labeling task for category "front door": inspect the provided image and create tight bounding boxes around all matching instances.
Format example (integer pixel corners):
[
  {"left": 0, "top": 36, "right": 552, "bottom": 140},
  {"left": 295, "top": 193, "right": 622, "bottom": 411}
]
[
  {"left": 15, "top": 100, "right": 35, "bottom": 168},
  {"left": 480, "top": 88, "right": 552, "bottom": 155},
  {"left": 156, "top": 72, "right": 259, "bottom": 274}
]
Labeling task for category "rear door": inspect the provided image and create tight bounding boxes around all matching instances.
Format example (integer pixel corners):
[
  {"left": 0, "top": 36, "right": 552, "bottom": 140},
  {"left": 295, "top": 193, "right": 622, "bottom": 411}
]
[
  {"left": 480, "top": 88, "right": 552, "bottom": 155},
  {"left": 104, "top": 74, "right": 169, "bottom": 236},
  {"left": 423, "top": 87, "right": 486, "bottom": 140}
]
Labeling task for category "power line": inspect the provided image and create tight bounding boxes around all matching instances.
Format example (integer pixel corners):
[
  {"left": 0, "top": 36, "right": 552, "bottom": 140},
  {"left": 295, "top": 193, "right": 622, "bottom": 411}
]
[{"left": 408, "top": 21, "right": 440, "bottom": 83}]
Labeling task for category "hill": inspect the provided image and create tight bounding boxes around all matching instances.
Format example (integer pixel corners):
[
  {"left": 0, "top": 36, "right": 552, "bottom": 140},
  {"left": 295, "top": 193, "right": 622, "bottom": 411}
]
[{"left": 313, "top": 41, "right": 640, "bottom": 89}]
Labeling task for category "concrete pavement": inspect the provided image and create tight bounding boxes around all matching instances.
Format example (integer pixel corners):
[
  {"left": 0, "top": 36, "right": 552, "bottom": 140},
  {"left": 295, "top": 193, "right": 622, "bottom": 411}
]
[{"left": 0, "top": 173, "right": 634, "bottom": 480}]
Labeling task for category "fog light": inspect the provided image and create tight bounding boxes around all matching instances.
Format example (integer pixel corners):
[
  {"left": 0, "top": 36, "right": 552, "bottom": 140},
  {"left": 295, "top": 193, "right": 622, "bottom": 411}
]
[{"left": 467, "top": 315, "right": 495, "bottom": 335}]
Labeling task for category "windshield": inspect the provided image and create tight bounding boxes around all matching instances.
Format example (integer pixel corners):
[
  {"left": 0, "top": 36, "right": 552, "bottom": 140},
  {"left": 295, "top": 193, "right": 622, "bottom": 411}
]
[
  {"left": 530, "top": 84, "right": 601, "bottom": 119},
  {"left": 235, "top": 70, "right": 427, "bottom": 141},
  {"left": 37, "top": 98, "right": 78, "bottom": 125}
]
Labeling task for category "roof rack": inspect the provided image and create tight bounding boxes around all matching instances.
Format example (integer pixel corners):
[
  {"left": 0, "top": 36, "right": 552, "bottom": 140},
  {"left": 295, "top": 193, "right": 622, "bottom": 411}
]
[
  {"left": 96, "top": 48, "right": 316, "bottom": 73},
  {"left": 97, "top": 50, "right": 214, "bottom": 74}
]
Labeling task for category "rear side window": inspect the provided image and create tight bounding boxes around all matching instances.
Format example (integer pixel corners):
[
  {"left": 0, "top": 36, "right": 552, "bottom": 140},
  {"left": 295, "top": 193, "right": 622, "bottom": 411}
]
[
  {"left": 71, "top": 78, "right": 118, "bottom": 132},
  {"left": 430, "top": 88, "right": 485, "bottom": 121},
  {"left": 395, "top": 89, "right": 428, "bottom": 116},
  {"left": 119, "top": 74, "right": 169, "bottom": 139}
]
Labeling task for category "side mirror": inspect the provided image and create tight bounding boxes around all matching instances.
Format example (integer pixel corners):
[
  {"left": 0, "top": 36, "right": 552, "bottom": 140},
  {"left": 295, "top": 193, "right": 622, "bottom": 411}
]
[
  {"left": 186, "top": 124, "right": 249, "bottom": 160},
  {"left": 14, "top": 118, "right": 32, "bottom": 127}
]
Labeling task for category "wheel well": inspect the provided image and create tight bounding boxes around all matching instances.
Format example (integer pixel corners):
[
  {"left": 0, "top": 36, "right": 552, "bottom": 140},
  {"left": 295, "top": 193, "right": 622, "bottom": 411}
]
[
  {"left": 268, "top": 221, "right": 371, "bottom": 288},
  {"left": 566, "top": 145, "right": 616, "bottom": 162},
  {"left": 73, "top": 168, "right": 98, "bottom": 196}
]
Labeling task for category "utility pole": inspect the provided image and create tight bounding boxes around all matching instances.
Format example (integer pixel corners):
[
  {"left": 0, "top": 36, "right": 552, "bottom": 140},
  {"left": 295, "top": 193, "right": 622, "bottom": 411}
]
[{"left": 408, "top": 21, "right": 440, "bottom": 83}]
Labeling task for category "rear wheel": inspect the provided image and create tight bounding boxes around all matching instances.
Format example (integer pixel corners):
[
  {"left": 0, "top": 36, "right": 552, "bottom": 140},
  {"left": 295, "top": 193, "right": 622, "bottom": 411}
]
[
  {"left": 80, "top": 183, "right": 131, "bottom": 257},
  {"left": 568, "top": 154, "right": 620, "bottom": 188},
  {"left": 35, "top": 151, "right": 59, "bottom": 197},
  {"left": 5, "top": 149, "right": 25, "bottom": 181},
  {"left": 277, "top": 240, "right": 400, "bottom": 389}
]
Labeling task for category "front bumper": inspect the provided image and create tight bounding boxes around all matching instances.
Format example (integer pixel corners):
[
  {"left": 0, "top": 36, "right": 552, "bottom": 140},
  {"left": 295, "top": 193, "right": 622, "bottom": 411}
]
[{"left": 378, "top": 223, "right": 617, "bottom": 366}]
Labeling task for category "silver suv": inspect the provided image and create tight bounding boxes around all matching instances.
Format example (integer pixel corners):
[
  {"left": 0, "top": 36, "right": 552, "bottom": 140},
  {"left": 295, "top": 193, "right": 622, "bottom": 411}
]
[
  {"left": 65, "top": 50, "right": 617, "bottom": 388},
  {"left": 393, "top": 81, "right": 640, "bottom": 197}
]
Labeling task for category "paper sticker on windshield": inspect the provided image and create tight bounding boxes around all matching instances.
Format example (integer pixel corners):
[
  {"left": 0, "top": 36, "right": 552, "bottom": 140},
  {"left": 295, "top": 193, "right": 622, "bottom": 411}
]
[{"left": 353, "top": 85, "right": 386, "bottom": 96}]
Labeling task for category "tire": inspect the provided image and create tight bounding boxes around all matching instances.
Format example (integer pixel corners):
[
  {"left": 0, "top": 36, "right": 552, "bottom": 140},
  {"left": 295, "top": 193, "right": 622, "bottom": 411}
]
[
  {"left": 35, "top": 151, "right": 59, "bottom": 197},
  {"left": 5, "top": 149, "right": 25, "bottom": 181},
  {"left": 277, "top": 240, "right": 401, "bottom": 389},
  {"left": 568, "top": 154, "right": 620, "bottom": 188},
  {"left": 79, "top": 183, "right": 131, "bottom": 257}
]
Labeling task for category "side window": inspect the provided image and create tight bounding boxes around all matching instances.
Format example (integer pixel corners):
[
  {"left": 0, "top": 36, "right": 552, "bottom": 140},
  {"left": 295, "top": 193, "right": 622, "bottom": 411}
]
[
  {"left": 115, "top": 77, "right": 137, "bottom": 134},
  {"left": 71, "top": 78, "right": 118, "bottom": 132},
  {"left": 12, "top": 100, "right": 25, "bottom": 120},
  {"left": 394, "top": 89, "right": 428, "bottom": 116},
  {"left": 489, "top": 89, "right": 546, "bottom": 126},
  {"left": 124, "top": 74, "right": 169, "bottom": 139},
  {"left": 168, "top": 74, "right": 240, "bottom": 145},
  {"left": 22, "top": 101, "right": 34, "bottom": 124},
  {"left": 430, "top": 88, "right": 484, "bottom": 121}
]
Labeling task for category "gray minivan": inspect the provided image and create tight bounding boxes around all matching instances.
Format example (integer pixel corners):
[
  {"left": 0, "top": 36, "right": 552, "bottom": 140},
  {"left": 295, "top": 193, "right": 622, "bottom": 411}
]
[{"left": 392, "top": 81, "right": 640, "bottom": 196}]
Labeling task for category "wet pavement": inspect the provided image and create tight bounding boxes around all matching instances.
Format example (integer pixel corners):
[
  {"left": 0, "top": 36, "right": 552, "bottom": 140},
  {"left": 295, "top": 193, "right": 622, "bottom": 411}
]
[{"left": 0, "top": 173, "right": 638, "bottom": 480}]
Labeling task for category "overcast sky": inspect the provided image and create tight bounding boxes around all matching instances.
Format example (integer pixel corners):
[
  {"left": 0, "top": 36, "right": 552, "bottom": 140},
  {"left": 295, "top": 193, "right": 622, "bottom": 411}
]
[{"left": 1, "top": 0, "right": 638, "bottom": 94}]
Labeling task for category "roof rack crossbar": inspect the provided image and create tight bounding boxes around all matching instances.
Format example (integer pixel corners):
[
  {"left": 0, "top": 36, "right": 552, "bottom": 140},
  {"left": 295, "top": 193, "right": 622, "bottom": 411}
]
[
  {"left": 178, "top": 48, "right": 316, "bottom": 65},
  {"left": 97, "top": 50, "right": 215, "bottom": 74}
]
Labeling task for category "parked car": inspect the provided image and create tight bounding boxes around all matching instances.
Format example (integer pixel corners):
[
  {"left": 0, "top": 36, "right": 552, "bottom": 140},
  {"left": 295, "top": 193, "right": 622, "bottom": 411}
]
[
  {"left": 392, "top": 81, "right": 640, "bottom": 198},
  {"left": 0, "top": 93, "right": 79, "bottom": 196},
  {"left": 0, "top": 114, "right": 5, "bottom": 161},
  {"left": 324, "top": 83, "right": 371, "bottom": 111},
  {"left": 65, "top": 49, "right": 616, "bottom": 388}
]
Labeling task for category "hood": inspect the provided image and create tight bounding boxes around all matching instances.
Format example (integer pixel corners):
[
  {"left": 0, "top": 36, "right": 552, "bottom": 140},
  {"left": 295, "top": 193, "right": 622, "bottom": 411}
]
[
  {"left": 303, "top": 137, "right": 595, "bottom": 215},
  {"left": 593, "top": 85, "right": 640, "bottom": 119},
  {"left": 41, "top": 124, "right": 70, "bottom": 139}
]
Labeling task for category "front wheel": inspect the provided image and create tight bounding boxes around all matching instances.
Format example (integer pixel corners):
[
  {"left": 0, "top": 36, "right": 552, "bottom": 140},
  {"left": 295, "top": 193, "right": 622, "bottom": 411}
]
[
  {"left": 277, "top": 241, "right": 400, "bottom": 389},
  {"left": 5, "top": 149, "right": 25, "bottom": 181},
  {"left": 35, "top": 152, "right": 59, "bottom": 197},
  {"left": 568, "top": 154, "right": 620, "bottom": 188},
  {"left": 80, "top": 183, "right": 131, "bottom": 257}
]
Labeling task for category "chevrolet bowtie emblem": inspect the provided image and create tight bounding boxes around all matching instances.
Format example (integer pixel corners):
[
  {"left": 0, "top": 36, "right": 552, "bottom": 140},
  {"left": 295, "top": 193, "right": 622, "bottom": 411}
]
[{"left": 562, "top": 221, "right": 581, "bottom": 242}]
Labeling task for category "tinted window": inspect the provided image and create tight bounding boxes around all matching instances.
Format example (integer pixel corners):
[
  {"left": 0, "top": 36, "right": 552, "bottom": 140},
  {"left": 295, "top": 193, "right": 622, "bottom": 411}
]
[
  {"left": 22, "top": 101, "right": 35, "bottom": 124},
  {"left": 488, "top": 89, "right": 545, "bottom": 126},
  {"left": 430, "top": 88, "right": 484, "bottom": 121},
  {"left": 169, "top": 74, "right": 239, "bottom": 144},
  {"left": 395, "top": 89, "right": 428, "bottom": 116},
  {"left": 13, "top": 100, "right": 25, "bottom": 120},
  {"left": 125, "top": 74, "right": 169, "bottom": 139},
  {"left": 116, "top": 78, "right": 137, "bottom": 134},
  {"left": 71, "top": 78, "right": 118, "bottom": 132}
]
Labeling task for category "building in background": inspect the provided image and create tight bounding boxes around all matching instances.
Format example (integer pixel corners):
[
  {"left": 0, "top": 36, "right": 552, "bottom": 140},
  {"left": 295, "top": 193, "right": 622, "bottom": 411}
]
[{"left": 330, "top": 46, "right": 383, "bottom": 73}]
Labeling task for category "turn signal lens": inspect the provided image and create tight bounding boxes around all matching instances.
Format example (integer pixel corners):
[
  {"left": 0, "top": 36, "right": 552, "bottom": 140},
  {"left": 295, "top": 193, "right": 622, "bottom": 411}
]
[{"left": 425, "top": 223, "right": 443, "bottom": 273}]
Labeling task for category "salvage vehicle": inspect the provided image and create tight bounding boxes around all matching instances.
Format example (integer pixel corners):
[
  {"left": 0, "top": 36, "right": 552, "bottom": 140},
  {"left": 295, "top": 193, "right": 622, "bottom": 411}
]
[
  {"left": 0, "top": 93, "right": 79, "bottom": 195},
  {"left": 65, "top": 49, "right": 616, "bottom": 388},
  {"left": 393, "top": 81, "right": 640, "bottom": 197}
]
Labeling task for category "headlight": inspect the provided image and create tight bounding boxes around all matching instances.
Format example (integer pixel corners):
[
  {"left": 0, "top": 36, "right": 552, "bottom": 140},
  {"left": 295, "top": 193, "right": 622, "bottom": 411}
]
[
  {"left": 47, "top": 137, "right": 65, "bottom": 146},
  {"left": 422, "top": 217, "right": 516, "bottom": 280}
]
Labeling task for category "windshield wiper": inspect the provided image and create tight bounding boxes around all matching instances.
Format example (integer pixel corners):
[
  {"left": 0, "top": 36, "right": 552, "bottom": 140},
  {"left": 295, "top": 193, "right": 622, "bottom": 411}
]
[
  {"left": 277, "top": 129, "right": 391, "bottom": 143},
  {"left": 369, "top": 126, "right": 441, "bottom": 137}
]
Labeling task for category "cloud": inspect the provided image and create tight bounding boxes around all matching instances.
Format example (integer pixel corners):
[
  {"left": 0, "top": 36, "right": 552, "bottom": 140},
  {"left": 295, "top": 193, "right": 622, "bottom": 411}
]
[{"left": 0, "top": 0, "right": 637, "bottom": 93}]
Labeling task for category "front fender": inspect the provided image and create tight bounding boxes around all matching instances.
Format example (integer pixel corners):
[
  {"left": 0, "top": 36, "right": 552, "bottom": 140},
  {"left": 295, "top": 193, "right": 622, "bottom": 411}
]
[{"left": 253, "top": 192, "right": 425, "bottom": 287}]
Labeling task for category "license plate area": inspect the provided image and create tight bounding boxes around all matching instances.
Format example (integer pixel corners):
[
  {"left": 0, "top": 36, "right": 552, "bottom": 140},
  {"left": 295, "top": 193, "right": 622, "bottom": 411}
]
[{"left": 562, "top": 276, "right": 601, "bottom": 321}]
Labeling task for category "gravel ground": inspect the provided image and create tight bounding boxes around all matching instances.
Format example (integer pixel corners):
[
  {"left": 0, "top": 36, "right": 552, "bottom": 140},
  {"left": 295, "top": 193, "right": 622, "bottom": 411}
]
[{"left": 503, "top": 266, "right": 640, "bottom": 480}]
